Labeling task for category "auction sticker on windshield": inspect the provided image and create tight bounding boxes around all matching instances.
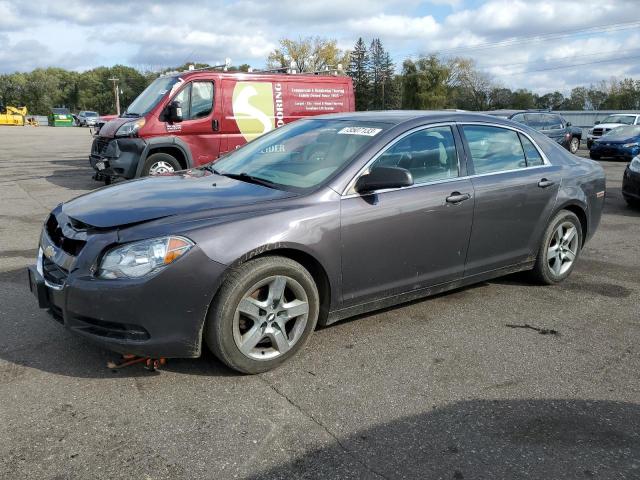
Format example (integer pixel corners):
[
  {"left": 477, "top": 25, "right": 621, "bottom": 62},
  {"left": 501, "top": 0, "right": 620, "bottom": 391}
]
[{"left": 338, "top": 127, "right": 382, "bottom": 136}]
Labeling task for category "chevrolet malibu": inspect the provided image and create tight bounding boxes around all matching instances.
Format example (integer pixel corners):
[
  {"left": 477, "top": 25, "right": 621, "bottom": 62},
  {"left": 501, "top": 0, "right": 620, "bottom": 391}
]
[{"left": 28, "top": 112, "right": 606, "bottom": 374}]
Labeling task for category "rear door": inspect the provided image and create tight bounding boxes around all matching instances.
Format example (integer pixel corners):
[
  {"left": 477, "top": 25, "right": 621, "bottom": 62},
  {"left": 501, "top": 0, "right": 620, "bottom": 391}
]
[
  {"left": 340, "top": 124, "right": 474, "bottom": 306},
  {"left": 460, "top": 124, "right": 561, "bottom": 276},
  {"left": 169, "top": 80, "right": 220, "bottom": 165}
]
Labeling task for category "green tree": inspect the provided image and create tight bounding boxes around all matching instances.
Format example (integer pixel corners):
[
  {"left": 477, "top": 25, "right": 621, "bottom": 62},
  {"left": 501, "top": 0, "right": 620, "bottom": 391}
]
[
  {"left": 349, "top": 37, "right": 370, "bottom": 111},
  {"left": 267, "top": 37, "right": 349, "bottom": 73},
  {"left": 400, "top": 55, "right": 449, "bottom": 110}
]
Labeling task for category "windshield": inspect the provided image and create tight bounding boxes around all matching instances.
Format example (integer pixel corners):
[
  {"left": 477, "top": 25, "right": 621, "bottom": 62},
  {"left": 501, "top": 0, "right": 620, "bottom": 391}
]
[
  {"left": 604, "top": 126, "right": 640, "bottom": 137},
  {"left": 52, "top": 108, "right": 70, "bottom": 114},
  {"left": 601, "top": 115, "right": 635, "bottom": 125},
  {"left": 125, "top": 75, "right": 180, "bottom": 117},
  {"left": 210, "top": 119, "right": 391, "bottom": 191},
  {"left": 85, "top": 111, "right": 98, "bottom": 117}
]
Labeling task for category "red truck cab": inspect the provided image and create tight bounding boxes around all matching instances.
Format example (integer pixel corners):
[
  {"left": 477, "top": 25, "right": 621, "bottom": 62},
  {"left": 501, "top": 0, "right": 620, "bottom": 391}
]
[{"left": 90, "top": 70, "right": 355, "bottom": 182}]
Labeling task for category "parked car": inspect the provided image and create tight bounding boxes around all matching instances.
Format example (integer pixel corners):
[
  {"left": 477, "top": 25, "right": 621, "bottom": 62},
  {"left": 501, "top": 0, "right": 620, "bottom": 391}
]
[
  {"left": 587, "top": 113, "right": 640, "bottom": 149},
  {"left": 622, "top": 155, "right": 640, "bottom": 208},
  {"left": 90, "top": 70, "right": 355, "bottom": 184},
  {"left": 589, "top": 125, "right": 640, "bottom": 161},
  {"left": 486, "top": 110, "right": 582, "bottom": 154},
  {"left": 77, "top": 110, "right": 100, "bottom": 127},
  {"left": 28, "top": 111, "right": 605, "bottom": 373},
  {"left": 49, "top": 107, "right": 74, "bottom": 127}
]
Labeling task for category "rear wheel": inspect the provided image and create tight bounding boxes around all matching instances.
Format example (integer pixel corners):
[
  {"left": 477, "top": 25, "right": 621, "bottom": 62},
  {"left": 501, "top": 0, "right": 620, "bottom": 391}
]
[
  {"left": 530, "top": 210, "right": 582, "bottom": 285},
  {"left": 569, "top": 136, "right": 580, "bottom": 154},
  {"left": 141, "top": 152, "right": 181, "bottom": 177},
  {"left": 205, "top": 256, "right": 319, "bottom": 374}
]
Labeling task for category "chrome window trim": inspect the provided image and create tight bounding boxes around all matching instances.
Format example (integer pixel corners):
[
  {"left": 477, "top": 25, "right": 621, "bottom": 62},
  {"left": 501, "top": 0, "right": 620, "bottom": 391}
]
[{"left": 341, "top": 121, "right": 552, "bottom": 198}]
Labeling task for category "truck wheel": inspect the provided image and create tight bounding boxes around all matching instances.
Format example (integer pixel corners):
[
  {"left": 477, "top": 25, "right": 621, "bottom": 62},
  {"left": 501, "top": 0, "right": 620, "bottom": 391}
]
[
  {"left": 205, "top": 256, "right": 320, "bottom": 374},
  {"left": 569, "top": 136, "right": 580, "bottom": 154},
  {"left": 141, "top": 153, "right": 181, "bottom": 176}
]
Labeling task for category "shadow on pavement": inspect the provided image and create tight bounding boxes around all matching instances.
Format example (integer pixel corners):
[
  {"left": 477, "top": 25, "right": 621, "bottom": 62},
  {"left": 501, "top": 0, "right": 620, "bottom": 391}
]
[{"left": 248, "top": 399, "right": 640, "bottom": 479}]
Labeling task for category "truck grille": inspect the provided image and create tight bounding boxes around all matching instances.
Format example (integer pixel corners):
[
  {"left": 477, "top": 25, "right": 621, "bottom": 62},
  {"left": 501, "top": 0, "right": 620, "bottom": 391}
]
[{"left": 93, "top": 137, "right": 110, "bottom": 155}]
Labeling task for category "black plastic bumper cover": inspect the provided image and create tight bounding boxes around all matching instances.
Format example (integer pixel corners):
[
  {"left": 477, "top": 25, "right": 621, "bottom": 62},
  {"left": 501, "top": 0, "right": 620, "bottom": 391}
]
[{"left": 90, "top": 137, "right": 147, "bottom": 179}]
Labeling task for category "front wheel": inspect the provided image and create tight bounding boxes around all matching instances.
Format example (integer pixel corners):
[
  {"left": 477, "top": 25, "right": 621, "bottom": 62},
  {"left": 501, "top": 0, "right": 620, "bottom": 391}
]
[
  {"left": 141, "top": 152, "right": 181, "bottom": 177},
  {"left": 205, "top": 256, "right": 319, "bottom": 374},
  {"left": 569, "top": 136, "right": 580, "bottom": 154},
  {"left": 530, "top": 210, "right": 583, "bottom": 285}
]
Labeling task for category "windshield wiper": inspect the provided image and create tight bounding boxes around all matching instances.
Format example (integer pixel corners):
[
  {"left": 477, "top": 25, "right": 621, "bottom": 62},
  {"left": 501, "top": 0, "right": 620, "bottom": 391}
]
[{"left": 218, "top": 172, "right": 280, "bottom": 189}]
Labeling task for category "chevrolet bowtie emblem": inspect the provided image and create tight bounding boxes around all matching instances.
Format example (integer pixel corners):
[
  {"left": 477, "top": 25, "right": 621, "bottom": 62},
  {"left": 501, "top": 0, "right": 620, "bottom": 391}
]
[{"left": 43, "top": 245, "right": 56, "bottom": 259}]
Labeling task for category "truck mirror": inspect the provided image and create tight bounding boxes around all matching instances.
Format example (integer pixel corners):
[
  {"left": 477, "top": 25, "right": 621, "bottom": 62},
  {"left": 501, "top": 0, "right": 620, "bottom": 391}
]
[
  {"left": 167, "top": 101, "right": 183, "bottom": 123},
  {"left": 566, "top": 122, "right": 572, "bottom": 127}
]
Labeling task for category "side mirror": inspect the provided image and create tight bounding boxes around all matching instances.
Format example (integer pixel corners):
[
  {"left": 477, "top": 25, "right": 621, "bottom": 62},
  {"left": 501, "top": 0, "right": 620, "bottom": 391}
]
[
  {"left": 566, "top": 122, "right": 572, "bottom": 127},
  {"left": 594, "top": 121, "right": 600, "bottom": 125},
  {"left": 355, "top": 166, "right": 413, "bottom": 194},
  {"left": 166, "top": 101, "right": 183, "bottom": 123}
]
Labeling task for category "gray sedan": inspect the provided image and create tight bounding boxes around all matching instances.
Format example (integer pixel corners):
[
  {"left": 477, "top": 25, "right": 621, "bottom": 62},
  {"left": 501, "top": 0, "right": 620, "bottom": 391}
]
[{"left": 28, "top": 111, "right": 606, "bottom": 373}]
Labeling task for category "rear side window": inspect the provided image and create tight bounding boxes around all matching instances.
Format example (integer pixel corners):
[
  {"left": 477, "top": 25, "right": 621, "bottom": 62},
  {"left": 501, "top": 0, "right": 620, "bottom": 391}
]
[
  {"left": 518, "top": 133, "right": 544, "bottom": 166},
  {"left": 373, "top": 126, "right": 459, "bottom": 184},
  {"left": 463, "top": 125, "right": 526, "bottom": 174}
]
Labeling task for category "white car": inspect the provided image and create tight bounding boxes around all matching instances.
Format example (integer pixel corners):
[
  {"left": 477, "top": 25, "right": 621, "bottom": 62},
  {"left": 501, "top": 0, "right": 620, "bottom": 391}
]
[{"left": 587, "top": 113, "right": 640, "bottom": 148}]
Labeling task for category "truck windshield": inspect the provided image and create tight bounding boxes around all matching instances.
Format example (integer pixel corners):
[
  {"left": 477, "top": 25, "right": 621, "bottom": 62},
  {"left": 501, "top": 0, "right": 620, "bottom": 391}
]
[
  {"left": 601, "top": 115, "right": 635, "bottom": 125},
  {"left": 124, "top": 75, "right": 180, "bottom": 117},
  {"left": 210, "top": 119, "right": 391, "bottom": 192}
]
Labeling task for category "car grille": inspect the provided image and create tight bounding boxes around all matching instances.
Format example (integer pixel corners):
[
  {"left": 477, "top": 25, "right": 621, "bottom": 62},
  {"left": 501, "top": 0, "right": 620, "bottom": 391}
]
[
  {"left": 93, "top": 137, "right": 110, "bottom": 155},
  {"left": 42, "top": 256, "right": 68, "bottom": 286},
  {"left": 593, "top": 128, "right": 603, "bottom": 136},
  {"left": 46, "top": 214, "right": 86, "bottom": 256}
]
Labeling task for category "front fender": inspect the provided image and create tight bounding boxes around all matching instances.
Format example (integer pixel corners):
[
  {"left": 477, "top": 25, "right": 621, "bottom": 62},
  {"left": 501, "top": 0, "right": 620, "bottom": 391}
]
[{"left": 135, "top": 136, "right": 194, "bottom": 177}]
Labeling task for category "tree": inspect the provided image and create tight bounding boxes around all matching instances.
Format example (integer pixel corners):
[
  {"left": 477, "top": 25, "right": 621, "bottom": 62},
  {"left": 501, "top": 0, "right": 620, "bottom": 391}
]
[
  {"left": 400, "top": 55, "right": 449, "bottom": 110},
  {"left": 446, "top": 58, "right": 492, "bottom": 110},
  {"left": 267, "top": 37, "right": 349, "bottom": 73},
  {"left": 348, "top": 38, "right": 370, "bottom": 111}
]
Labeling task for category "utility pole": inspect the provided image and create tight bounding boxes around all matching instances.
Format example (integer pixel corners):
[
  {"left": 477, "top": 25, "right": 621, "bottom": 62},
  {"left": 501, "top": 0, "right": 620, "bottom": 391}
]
[{"left": 108, "top": 78, "right": 120, "bottom": 115}]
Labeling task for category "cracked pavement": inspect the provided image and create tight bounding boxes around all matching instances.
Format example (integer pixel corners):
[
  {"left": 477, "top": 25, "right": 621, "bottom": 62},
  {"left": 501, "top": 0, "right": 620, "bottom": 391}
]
[{"left": 1, "top": 127, "right": 639, "bottom": 479}]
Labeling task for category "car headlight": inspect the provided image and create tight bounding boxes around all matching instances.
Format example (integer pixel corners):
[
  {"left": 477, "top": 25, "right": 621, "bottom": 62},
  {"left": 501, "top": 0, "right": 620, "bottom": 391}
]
[
  {"left": 630, "top": 156, "right": 640, "bottom": 173},
  {"left": 115, "top": 118, "right": 146, "bottom": 137},
  {"left": 623, "top": 142, "right": 639, "bottom": 148},
  {"left": 98, "top": 236, "right": 193, "bottom": 279}
]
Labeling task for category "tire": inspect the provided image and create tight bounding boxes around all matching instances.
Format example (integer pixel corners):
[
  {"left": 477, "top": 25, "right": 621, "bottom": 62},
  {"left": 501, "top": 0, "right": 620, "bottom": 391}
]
[
  {"left": 569, "top": 136, "right": 580, "bottom": 154},
  {"left": 625, "top": 196, "right": 640, "bottom": 209},
  {"left": 205, "top": 256, "right": 320, "bottom": 374},
  {"left": 589, "top": 152, "right": 600, "bottom": 160},
  {"left": 530, "top": 210, "right": 583, "bottom": 285},
  {"left": 141, "top": 152, "right": 181, "bottom": 177}
]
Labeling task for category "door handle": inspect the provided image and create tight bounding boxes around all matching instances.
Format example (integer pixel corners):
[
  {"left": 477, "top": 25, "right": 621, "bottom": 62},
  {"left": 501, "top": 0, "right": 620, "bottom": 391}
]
[
  {"left": 446, "top": 192, "right": 471, "bottom": 204},
  {"left": 538, "top": 178, "right": 555, "bottom": 188},
  {"left": 212, "top": 119, "right": 219, "bottom": 131}
]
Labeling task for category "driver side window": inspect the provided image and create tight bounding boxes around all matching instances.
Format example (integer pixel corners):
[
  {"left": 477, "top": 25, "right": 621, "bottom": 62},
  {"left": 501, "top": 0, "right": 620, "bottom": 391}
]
[
  {"left": 372, "top": 126, "right": 459, "bottom": 185},
  {"left": 171, "top": 81, "right": 214, "bottom": 121}
]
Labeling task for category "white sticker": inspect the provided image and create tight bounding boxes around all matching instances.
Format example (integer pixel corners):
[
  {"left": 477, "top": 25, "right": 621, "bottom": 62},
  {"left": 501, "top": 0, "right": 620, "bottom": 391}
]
[{"left": 338, "top": 127, "right": 382, "bottom": 136}]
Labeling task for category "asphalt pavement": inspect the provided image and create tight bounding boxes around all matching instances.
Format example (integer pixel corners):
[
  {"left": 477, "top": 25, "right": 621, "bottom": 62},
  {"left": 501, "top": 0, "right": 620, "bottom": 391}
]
[{"left": 0, "top": 127, "right": 638, "bottom": 479}]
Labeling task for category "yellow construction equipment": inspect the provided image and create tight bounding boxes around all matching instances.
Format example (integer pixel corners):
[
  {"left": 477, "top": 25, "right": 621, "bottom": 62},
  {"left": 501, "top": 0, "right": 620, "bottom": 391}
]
[{"left": 0, "top": 105, "right": 28, "bottom": 126}]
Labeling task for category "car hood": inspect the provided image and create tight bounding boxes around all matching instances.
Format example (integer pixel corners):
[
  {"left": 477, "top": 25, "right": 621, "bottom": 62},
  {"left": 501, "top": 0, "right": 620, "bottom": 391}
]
[
  {"left": 594, "top": 123, "right": 629, "bottom": 130},
  {"left": 62, "top": 172, "right": 296, "bottom": 228},
  {"left": 596, "top": 134, "right": 639, "bottom": 143}
]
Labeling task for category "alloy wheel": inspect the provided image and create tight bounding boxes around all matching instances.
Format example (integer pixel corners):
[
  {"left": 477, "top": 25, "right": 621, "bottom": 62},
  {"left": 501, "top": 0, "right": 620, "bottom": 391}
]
[
  {"left": 547, "top": 221, "right": 579, "bottom": 276},
  {"left": 148, "top": 161, "right": 176, "bottom": 175},
  {"left": 570, "top": 137, "right": 580, "bottom": 154},
  {"left": 233, "top": 275, "right": 309, "bottom": 361}
]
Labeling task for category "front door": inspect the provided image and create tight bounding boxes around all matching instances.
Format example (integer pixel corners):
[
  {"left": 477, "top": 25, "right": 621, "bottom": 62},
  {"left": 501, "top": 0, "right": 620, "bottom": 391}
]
[
  {"left": 169, "top": 81, "right": 220, "bottom": 166},
  {"left": 460, "top": 124, "right": 561, "bottom": 276},
  {"left": 340, "top": 125, "right": 474, "bottom": 306}
]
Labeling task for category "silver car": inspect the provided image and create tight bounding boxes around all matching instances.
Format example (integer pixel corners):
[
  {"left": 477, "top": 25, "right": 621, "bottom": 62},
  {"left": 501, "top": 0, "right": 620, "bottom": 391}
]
[{"left": 77, "top": 111, "right": 99, "bottom": 127}]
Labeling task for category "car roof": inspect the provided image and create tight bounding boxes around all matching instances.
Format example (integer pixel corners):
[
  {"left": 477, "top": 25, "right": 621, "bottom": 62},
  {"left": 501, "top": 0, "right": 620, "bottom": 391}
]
[{"left": 311, "top": 110, "right": 524, "bottom": 127}]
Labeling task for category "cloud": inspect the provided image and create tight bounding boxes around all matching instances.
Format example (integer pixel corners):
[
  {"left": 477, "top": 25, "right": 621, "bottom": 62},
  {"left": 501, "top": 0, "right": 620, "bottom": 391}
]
[{"left": 0, "top": 0, "right": 638, "bottom": 93}]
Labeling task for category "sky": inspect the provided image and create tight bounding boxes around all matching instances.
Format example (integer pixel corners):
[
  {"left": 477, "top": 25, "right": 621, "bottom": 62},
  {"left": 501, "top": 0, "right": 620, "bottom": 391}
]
[{"left": 1, "top": 0, "right": 639, "bottom": 94}]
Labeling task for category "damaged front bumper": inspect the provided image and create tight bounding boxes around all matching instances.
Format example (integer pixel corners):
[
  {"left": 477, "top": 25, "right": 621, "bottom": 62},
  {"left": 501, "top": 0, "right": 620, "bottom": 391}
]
[
  {"left": 90, "top": 137, "right": 147, "bottom": 180},
  {"left": 27, "top": 210, "right": 227, "bottom": 358}
]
